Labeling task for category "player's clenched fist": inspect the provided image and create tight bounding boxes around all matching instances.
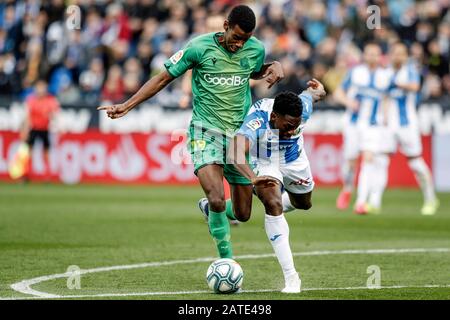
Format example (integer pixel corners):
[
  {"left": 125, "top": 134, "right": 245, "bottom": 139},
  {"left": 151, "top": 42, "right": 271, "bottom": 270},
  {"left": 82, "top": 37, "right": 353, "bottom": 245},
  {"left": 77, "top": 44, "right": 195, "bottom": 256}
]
[{"left": 306, "top": 78, "right": 326, "bottom": 101}]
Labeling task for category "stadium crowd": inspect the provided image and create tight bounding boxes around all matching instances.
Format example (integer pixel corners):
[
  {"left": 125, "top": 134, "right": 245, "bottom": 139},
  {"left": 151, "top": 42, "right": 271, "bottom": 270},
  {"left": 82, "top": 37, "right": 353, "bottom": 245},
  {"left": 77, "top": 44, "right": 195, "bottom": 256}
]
[{"left": 0, "top": 0, "right": 449, "bottom": 108}]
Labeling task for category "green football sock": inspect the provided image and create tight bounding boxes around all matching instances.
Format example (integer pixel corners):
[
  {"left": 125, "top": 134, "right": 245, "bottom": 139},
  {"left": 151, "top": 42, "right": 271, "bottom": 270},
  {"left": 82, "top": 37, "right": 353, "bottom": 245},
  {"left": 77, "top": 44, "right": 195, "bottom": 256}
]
[
  {"left": 225, "top": 199, "right": 237, "bottom": 220},
  {"left": 208, "top": 209, "right": 233, "bottom": 258}
]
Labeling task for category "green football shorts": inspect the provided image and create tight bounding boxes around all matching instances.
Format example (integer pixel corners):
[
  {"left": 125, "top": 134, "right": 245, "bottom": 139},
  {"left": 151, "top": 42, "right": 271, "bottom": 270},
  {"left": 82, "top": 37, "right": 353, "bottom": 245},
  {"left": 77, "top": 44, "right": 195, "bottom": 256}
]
[{"left": 187, "top": 124, "right": 251, "bottom": 185}]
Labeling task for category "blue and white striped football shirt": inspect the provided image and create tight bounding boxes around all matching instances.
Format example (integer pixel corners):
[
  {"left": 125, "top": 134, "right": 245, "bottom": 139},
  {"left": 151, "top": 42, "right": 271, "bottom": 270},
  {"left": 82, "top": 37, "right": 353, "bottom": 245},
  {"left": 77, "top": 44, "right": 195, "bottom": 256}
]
[{"left": 236, "top": 92, "right": 313, "bottom": 164}]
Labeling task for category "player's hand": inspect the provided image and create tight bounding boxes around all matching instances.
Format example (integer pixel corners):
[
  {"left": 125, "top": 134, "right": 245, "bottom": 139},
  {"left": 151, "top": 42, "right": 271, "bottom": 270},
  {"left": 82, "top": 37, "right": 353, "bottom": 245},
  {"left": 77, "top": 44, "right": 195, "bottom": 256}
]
[
  {"left": 263, "top": 61, "right": 284, "bottom": 89},
  {"left": 307, "top": 78, "right": 322, "bottom": 89},
  {"left": 306, "top": 78, "right": 326, "bottom": 101},
  {"left": 97, "top": 103, "right": 130, "bottom": 119},
  {"left": 251, "top": 175, "right": 280, "bottom": 188}
]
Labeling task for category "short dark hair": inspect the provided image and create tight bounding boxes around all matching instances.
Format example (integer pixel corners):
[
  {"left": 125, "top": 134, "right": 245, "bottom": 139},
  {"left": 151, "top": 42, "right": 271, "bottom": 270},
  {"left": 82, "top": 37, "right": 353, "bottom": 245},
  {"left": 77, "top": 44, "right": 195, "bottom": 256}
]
[
  {"left": 273, "top": 91, "right": 302, "bottom": 118},
  {"left": 228, "top": 5, "right": 256, "bottom": 33}
]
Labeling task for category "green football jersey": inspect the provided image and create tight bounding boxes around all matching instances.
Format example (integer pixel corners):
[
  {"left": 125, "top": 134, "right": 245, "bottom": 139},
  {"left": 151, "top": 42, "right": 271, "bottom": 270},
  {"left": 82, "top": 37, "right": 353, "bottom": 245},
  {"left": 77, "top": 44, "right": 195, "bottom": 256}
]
[{"left": 164, "top": 32, "right": 265, "bottom": 133}]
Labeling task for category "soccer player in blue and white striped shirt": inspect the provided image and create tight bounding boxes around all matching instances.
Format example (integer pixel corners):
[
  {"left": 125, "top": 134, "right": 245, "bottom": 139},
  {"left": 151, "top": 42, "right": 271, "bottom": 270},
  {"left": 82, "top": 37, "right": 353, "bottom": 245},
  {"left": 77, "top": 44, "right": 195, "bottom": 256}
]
[
  {"left": 383, "top": 42, "right": 439, "bottom": 215},
  {"left": 228, "top": 79, "right": 326, "bottom": 293},
  {"left": 334, "top": 43, "right": 393, "bottom": 214}
]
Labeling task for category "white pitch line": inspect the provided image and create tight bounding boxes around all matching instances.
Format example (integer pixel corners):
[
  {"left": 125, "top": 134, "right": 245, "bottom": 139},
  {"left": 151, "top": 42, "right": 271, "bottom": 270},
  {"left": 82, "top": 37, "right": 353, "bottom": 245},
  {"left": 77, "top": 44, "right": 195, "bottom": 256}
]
[
  {"left": 2, "top": 284, "right": 450, "bottom": 300},
  {"left": 8, "top": 247, "right": 450, "bottom": 299}
]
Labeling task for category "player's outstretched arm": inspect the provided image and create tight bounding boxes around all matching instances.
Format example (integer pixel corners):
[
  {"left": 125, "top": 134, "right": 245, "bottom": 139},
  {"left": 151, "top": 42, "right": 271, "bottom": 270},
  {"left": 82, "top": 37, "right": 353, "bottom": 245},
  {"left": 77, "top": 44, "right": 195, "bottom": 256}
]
[
  {"left": 251, "top": 61, "right": 284, "bottom": 89},
  {"left": 394, "top": 82, "right": 420, "bottom": 92},
  {"left": 228, "top": 134, "right": 279, "bottom": 188},
  {"left": 97, "top": 70, "right": 174, "bottom": 119}
]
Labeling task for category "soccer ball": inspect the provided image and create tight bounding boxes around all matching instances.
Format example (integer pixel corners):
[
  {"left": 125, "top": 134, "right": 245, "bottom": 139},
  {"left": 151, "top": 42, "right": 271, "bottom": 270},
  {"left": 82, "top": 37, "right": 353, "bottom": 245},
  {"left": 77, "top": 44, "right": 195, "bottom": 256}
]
[{"left": 206, "top": 258, "right": 244, "bottom": 294}]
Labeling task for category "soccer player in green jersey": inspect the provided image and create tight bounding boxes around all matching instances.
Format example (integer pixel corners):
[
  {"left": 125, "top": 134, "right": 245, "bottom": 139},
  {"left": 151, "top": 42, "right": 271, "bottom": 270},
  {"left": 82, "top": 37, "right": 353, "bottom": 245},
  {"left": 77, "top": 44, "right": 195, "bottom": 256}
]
[{"left": 98, "top": 5, "right": 284, "bottom": 259}]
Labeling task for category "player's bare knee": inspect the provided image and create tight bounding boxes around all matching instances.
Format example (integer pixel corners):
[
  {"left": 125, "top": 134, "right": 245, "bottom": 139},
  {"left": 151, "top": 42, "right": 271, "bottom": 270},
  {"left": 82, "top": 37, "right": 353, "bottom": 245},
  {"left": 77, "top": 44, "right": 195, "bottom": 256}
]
[
  {"left": 235, "top": 213, "right": 250, "bottom": 222},
  {"left": 208, "top": 196, "right": 226, "bottom": 212},
  {"left": 234, "top": 207, "right": 251, "bottom": 222},
  {"left": 263, "top": 198, "right": 283, "bottom": 215}
]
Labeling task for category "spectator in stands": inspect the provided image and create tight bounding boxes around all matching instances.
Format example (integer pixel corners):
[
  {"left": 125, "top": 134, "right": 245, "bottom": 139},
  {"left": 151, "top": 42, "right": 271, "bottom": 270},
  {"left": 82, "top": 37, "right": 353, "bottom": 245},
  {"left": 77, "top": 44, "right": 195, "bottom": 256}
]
[
  {"left": 427, "top": 39, "right": 449, "bottom": 77},
  {"left": 0, "top": 53, "right": 19, "bottom": 94},
  {"left": 100, "top": 2, "right": 131, "bottom": 48},
  {"left": 0, "top": 0, "right": 448, "bottom": 113},
  {"left": 81, "top": 9, "right": 103, "bottom": 54},
  {"left": 45, "top": 8, "right": 68, "bottom": 68},
  {"left": 101, "top": 64, "right": 125, "bottom": 104},
  {"left": 124, "top": 57, "right": 144, "bottom": 84},
  {"left": 79, "top": 57, "right": 105, "bottom": 104},
  {"left": 21, "top": 38, "right": 48, "bottom": 98},
  {"left": 136, "top": 40, "right": 154, "bottom": 77},
  {"left": 48, "top": 58, "right": 74, "bottom": 97},
  {"left": 123, "top": 73, "right": 140, "bottom": 99}
]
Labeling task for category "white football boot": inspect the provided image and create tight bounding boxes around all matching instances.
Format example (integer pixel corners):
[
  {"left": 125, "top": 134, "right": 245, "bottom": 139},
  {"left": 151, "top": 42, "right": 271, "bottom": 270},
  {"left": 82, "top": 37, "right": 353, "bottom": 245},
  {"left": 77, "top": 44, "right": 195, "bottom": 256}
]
[{"left": 281, "top": 272, "right": 301, "bottom": 294}]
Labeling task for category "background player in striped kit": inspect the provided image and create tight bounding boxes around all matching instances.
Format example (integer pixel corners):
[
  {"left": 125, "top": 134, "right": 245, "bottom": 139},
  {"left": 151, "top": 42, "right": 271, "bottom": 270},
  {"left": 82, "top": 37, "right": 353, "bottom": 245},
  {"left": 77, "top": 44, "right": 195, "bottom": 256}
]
[
  {"left": 334, "top": 43, "right": 392, "bottom": 214},
  {"left": 379, "top": 43, "right": 439, "bottom": 215}
]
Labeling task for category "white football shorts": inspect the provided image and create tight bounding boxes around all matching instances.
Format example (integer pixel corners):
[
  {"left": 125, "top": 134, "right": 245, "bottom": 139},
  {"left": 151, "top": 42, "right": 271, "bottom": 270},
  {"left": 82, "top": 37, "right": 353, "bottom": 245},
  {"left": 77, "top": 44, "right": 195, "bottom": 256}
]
[
  {"left": 384, "top": 125, "right": 422, "bottom": 157},
  {"left": 253, "top": 148, "right": 314, "bottom": 194}
]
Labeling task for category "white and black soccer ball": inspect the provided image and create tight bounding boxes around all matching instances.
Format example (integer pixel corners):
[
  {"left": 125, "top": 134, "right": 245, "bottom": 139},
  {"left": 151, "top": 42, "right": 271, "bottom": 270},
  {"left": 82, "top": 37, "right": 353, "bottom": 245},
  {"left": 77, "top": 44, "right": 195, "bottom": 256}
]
[{"left": 206, "top": 258, "right": 244, "bottom": 294}]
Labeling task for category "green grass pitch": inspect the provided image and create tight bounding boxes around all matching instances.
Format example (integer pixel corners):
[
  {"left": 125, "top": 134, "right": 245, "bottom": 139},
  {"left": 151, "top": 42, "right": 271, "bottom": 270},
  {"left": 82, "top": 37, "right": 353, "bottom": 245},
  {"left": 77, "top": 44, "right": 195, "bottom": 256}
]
[{"left": 0, "top": 183, "right": 449, "bottom": 300}]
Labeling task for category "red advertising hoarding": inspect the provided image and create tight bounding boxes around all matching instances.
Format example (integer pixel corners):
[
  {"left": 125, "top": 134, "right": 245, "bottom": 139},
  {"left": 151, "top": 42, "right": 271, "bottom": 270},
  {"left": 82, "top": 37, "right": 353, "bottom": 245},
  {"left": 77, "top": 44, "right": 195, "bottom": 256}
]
[{"left": 0, "top": 131, "right": 431, "bottom": 187}]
